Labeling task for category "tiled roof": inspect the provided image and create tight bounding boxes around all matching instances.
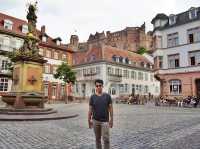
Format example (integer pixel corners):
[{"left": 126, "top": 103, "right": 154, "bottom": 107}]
[
  {"left": 0, "top": 12, "right": 72, "bottom": 52},
  {"left": 102, "top": 45, "right": 152, "bottom": 64},
  {"left": 73, "top": 45, "right": 152, "bottom": 69}
]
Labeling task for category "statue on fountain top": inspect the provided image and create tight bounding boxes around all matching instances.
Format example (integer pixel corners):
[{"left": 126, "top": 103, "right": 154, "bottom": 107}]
[{"left": 19, "top": 1, "right": 40, "bottom": 57}]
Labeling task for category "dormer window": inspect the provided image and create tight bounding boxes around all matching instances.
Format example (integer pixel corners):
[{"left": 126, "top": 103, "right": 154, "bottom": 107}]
[
  {"left": 4, "top": 19, "right": 13, "bottom": 30},
  {"left": 125, "top": 58, "right": 129, "bottom": 64},
  {"left": 189, "top": 7, "right": 197, "bottom": 19},
  {"left": 154, "top": 20, "right": 161, "bottom": 28},
  {"left": 42, "top": 36, "right": 47, "bottom": 42},
  {"left": 22, "top": 24, "right": 28, "bottom": 34},
  {"left": 56, "top": 40, "right": 61, "bottom": 46},
  {"left": 53, "top": 37, "right": 62, "bottom": 46},
  {"left": 169, "top": 15, "right": 176, "bottom": 25},
  {"left": 119, "top": 56, "right": 123, "bottom": 63},
  {"left": 112, "top": 55, "right": 117, "bottom": 62}
]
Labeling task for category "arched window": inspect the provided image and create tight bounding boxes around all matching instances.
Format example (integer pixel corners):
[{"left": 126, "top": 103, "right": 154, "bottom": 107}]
[{"left": 169, "top": 80, "right": 182, "bottom": 95}]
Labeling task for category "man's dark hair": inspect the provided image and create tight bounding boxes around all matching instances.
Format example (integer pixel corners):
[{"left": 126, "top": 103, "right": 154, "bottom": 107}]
[{"left": 95, "top": 79, "right": 104, "bottom": 85}]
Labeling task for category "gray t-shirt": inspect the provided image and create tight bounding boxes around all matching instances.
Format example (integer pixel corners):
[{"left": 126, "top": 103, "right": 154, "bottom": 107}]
[{"left": 89, "top": 93, "right": 112, "bottom": 122}]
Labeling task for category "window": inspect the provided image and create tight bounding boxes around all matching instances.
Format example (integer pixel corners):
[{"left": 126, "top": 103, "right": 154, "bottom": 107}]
[
  {"left": 1, "top": 60, "right": 9, "bottom": 70},
  {"left": 170, "top": 80, "right": 182, "bottom": 95},
  {"left": 90, "top": 55, "right": 96, "bottom": 62},
  {"left": 189, "top": 8, "right": 197, "bottom": 19},
  {"left": 124, "top": 84, "right": 129, "bottom": 93},
  {"left": 190, "top": 56, "right": 195, "bottom": 65},
  {"left": 145, "top": 73, "right": 148, "bottom": 81},
  {"left": 54, "top": 51, "right": 59, "bottom": 59},
  {"left": 76, "top": 84, "right": 79, "bottom": 93},
  {"left": 119, "top": 69, "right": 122, "bottom": 76},
  {"left": 132, "top": 84, "right": 135, "bottom": 94},
  {"left": 10, "top": 39, "right": 16, "bottom": 48},
  {"left": 119, "top": 84, "right": 124, "bottom": 93},
  {"left": 125, "top": 58, "right": 129, "bottom": 64},
  {"left": 107, "top": 67, "right": 114, "bottom": 75},
  {"left": 22, "top": 25, "right": 28, "bottom": 34},
  {"left": 131, "top": 71, "right": 136, "bottom": 79},
  {"left": 144, "top": 85, "right": 148, "bottom": 93},
  {"left": 155, "top": 86, "right": 159, "bottom": 93},
  {"left": 44, "top": 84, "right": 48, "bottom": 96},
  {"left": 96, "top": 66, "right": 101, "bottom": 74},
  {"left": 0, "top": 78, "right": 8, "bottom": 91},
  {"left": 39, "top": 48, "right": 43, "bottom": 56},
  {"left": 61, "top": 85, "right": 65, "bottom": 97},
  {"left": 115, "top": 68, "right": 119, "bottom": 76},
  {"left": 189, "top": 51, "right": 200, "bottom": 65},
  {"left": 119, "top": 56, "right": 123, "bottom": 63},
  {"left": 156, "top": 36, "right": 163, "bottom": 48},
  {"left": 154, "top": 20, "right": 161, "bottom": 28},
  {"left": 123, "top": 70, "right": 129, "bottom": 78},
  {"left": 169, "top": 15, "right": 176, "bottom": 25},
  {"left": 159, "top": 56, "right": 163, "bottom": 68},
  {"left": 167, "top": 32, "right": 179, "bottom": 47},
  {"left": 56, "top": 40, "right": 61, "bottom": 46},
  {"left": 62, "top": 54, "right": 67, "bottom": 60},
  {"left": 187, "top": 27, "right": 200, "bottom": 43},
  {"left": 53, "top": 66, "right": 58, "bottom": 74},
  {"left": 168, "top": 54, "right": 180, "bottom": 68},
  {"left": 44, "top": 65, "right": 51, "bottom": 74},
  {"left": 189, "top": 33, "right": 194, "bottom": 43},
  {"left": 112, "top": 55, "right": 117, "bottom": 62},
  {"left": 138, "top": 85, "right": 142, "bottom": 93},
  {"left": 46, "top": 50, "right": 51, "bottom": 58},
  {"left": 111, "top": 88, "right": 116, "bottom": 95},
  {"left": 42, "top": 36, "right": 47, "bottom": 42},
  {"left": 150, "top": 74, "right": 154, "bottom": 82},
  {"left": 52, "top": 85, "right": 57, "bottom": 98},
  {"left": 138, "top": 72, "right": 143, "bottom": 80},
  {"left": 4, "top": 20, "right": 13, "bottom": 30}
]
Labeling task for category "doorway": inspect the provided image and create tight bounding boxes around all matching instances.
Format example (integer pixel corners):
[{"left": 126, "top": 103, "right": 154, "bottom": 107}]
[{"left": 195, "top": 79, "right": 200, "bottom": 97}]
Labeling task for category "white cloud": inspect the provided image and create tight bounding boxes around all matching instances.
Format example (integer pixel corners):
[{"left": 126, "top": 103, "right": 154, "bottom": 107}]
[{"left": 0, "top": 0, "right": 200, "bottom": 43}]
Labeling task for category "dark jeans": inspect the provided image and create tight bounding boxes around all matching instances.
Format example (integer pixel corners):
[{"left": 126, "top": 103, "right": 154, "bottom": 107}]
[{"left": 93, "top": 120, "right": 110, "bottom": 149}]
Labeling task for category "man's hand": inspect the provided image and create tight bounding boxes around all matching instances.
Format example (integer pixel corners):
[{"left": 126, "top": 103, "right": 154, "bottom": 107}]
[
  {"left": 88, "top": 120, "right": 93, "bottom": 129},
  {"left": 109, "top": 120, "right": 113, "bottom": 128}
]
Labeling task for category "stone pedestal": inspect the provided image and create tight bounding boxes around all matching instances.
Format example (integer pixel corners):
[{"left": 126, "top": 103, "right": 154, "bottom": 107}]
[{"left": 2, "top": 59, "right": 47, "bottom": 109}]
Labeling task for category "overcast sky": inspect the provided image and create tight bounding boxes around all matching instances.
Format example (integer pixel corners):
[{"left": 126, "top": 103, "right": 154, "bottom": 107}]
[{"left": 0, "top": 0, "right": 200, "bottom": 43}]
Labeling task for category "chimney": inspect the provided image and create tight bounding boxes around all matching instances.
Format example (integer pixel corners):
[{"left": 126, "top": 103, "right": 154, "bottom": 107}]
[{"left": 41, "top": 25, "right": 46, "bottom": 33}]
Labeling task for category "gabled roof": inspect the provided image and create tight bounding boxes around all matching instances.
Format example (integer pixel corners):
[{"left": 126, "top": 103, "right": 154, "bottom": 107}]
[{"left": 0, "top": 12, "right": 72, "bottom": 52}]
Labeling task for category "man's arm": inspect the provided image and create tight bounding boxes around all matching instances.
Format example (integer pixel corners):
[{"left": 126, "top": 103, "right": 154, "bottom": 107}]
[
  {"left": 109, "top": 103, "right": 113, "bottom": 128},
  {"left": 88, "top": 105, "right": 93, "bottom": 129}
]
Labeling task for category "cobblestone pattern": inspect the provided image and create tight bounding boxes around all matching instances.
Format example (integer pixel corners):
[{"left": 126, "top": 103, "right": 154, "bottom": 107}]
[{"left": 0, "top": 103, "right": 200, "bottom": 149}]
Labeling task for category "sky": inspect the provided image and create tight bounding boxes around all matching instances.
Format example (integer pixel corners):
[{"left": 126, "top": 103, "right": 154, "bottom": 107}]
[{"left": 0, "top": 0, "right": 200, "bottom": 43}]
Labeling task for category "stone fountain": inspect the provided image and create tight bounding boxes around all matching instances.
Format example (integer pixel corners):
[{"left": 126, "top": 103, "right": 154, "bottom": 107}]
[{"left": 0, "top": 2, "right": 55, "bottom": 116}]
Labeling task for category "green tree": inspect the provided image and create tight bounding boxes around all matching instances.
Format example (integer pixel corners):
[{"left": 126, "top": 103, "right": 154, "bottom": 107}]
[
  {"left": 137, "top": 47, "right": 147, "bottom": 55},
  {"left": 54, "top": 62, "right": 76, "bottom": 103}
]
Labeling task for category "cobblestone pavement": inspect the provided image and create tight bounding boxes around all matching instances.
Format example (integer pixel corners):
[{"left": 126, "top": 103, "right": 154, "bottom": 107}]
[{"left": 0, "top": 103, "right": 200, "bottom": 149}]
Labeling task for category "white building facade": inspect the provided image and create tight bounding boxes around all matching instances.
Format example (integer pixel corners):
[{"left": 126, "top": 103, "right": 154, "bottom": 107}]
[
  {"left": 152, "top": 7, "right": 200, "bottom": 97},
  {"left": 73, "top": 62, "right": 160, "bottom": 98}
]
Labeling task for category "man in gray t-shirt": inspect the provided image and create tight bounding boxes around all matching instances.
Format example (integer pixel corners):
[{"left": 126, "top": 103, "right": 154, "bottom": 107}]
[{"left": 88, "top": 79, "right": 113, "bottom": 149}]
